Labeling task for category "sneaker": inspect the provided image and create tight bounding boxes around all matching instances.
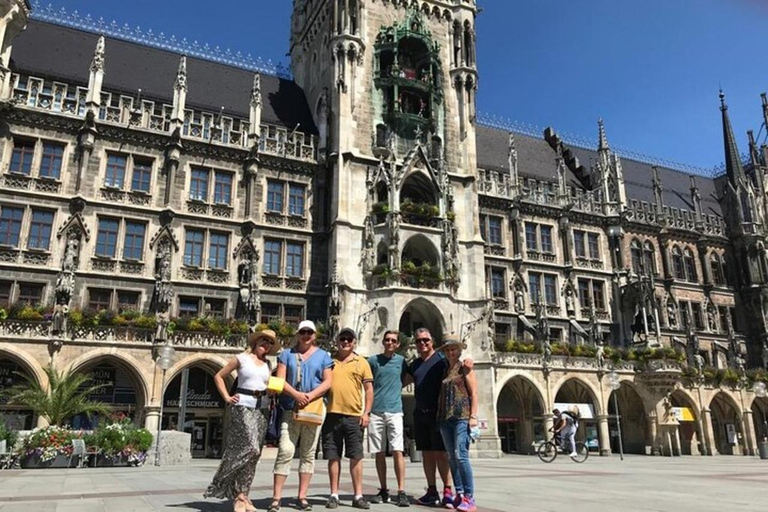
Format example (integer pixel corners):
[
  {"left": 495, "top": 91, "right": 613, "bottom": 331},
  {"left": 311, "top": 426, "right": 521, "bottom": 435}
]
[
  {"left": 451, "top": 493, "right": 463, "bottom": 510},
  {"left": 416, "top": 488, "right": 440, "bottom": 507},
  {"left": 352, "top": 496, "right": 370, "bottom": 510},
  {"left": 569, "top": 451, "right": 578, "bottom": 457},
  {"left": 456, "top": 496, "right": 477, "bottom": 512},
  {"left": 396, "top": 491, "right": 410, "bottom": 508},
  {"left": 325, "top": 496, "right": 339, "bottom": 509},
  {"left": 370, "top": 489, "right": 390, "bottom": 504},
  {"left": 441, "top": 488, "right": 454, "bottom": 508}
]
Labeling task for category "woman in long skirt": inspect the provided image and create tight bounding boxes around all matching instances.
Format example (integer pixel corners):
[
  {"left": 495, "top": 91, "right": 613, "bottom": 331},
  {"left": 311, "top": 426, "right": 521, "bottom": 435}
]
[{"left": 205, "top": 329, "right": 279, "bottom": 512}]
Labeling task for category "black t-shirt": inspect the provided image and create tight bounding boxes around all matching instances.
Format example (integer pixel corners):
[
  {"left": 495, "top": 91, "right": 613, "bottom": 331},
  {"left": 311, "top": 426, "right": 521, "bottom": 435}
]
[{"left": 408, "top": 352, "right": 447, "bottom": 411}]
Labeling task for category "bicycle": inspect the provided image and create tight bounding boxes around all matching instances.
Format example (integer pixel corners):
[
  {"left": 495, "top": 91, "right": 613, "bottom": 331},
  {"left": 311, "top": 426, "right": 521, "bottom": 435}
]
[{"left": 536, "top": 433, "right": 589, "bottom": 463}]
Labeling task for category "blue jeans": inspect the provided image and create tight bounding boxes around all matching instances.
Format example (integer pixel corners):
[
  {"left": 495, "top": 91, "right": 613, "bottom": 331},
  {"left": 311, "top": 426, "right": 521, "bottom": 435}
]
[{"left": 439, "top": 418, "right": 474, "bottom": 497}]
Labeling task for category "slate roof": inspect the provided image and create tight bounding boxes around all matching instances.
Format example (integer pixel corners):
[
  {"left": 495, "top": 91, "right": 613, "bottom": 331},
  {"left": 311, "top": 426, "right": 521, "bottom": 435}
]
[
  {"left": 476, "top": 124, "right": 724, "bottom": 217},
  {"left": 10, "top": 20, "right": 317, "bottom": 133},
  {"left": 475, "top": 124, "right": 584, "bottom": 190}
]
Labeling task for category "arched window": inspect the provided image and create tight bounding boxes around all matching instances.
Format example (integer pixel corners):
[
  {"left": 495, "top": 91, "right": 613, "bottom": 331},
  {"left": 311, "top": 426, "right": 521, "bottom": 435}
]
[
  {"left": 643, "top": 241, "right": 656, "bottom": 275},
  {"left": 710, "top": 253, "right": 725, "bottom": 285},
  {"left": 683, "top": 248, "right": 697, "bottom": 282},
  {"left": 672, "top": 246, "right": 685, "bottom": 280},
  {"left": 630, "top": 239, "right": 643, "bottom": 273}
]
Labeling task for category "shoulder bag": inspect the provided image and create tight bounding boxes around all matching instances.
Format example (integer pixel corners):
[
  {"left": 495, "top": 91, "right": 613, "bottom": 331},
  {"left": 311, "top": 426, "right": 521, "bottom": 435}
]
[{"left": 292, "top": 352, "right": 325, "bottom": 426}]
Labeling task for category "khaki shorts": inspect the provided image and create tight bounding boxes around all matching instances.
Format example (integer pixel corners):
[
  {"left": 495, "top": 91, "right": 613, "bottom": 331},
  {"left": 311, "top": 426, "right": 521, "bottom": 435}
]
[{"left": 368, "top": 412, "right": 404, "bottom": 453}]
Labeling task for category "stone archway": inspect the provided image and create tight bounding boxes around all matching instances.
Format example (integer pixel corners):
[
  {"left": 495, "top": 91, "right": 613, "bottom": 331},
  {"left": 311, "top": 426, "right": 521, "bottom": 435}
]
[
  {"left": 0, "top": 349, "right": 42, "bottom": 429},
  {"left": 162, "top": 358, "right": 229, "bottom": 459},
  {"left": 607, "top": 383, "right": 647, "bottom": 454},
  {"left": 398, "top": 297, "right": 446, "bottom": 344},
  {"left": 496, "top": 374, "right": 546, "bottom": 454},
  {"left": 553, "top": 378, "right": 601, "bottom": 452},
  {"left": 70, "top": 355, "right": 149, "bottom": 429},
  {"left": 710, "top": 392, "right": 744, "bottom": 455},
  {"left": 669, "top": 389, "right": 703, "bottom": 455}
]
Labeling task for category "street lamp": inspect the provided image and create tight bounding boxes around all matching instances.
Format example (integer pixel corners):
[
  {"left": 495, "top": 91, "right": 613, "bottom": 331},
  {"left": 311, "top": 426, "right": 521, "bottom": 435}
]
[
  {"left": 754, "top": 381, "right": 767, "bottom": 399},
  {"left": 606, "top": 371, "right": 624, "bottom": 461},
  {"left": 154, "top": 344, "right": 176, "bottom": 467}
]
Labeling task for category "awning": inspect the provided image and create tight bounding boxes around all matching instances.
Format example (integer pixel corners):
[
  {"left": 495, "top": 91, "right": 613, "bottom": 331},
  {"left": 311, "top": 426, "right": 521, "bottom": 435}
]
[
  {"left": 570, "top": 319, "right": 588, "bottom": 337},
  {"left": 554, "top": 403, "right": 595, "bottom": 420},
  {"left": 518, "top": 315, "right": 535, "bottom": 333},
  {"left": 672, "top": 407, "right": 695, "bottom": 422}
]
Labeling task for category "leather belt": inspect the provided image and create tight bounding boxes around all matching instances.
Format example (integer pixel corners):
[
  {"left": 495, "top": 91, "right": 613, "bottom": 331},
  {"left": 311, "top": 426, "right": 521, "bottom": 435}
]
[{"left": 236, "top": 387, "right": 268, "bottom": 398}]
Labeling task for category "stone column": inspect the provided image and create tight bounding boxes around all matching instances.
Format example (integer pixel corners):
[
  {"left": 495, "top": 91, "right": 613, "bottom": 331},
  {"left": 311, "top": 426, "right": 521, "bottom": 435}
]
[
  {"left": 701, "top": 408, "right": 717, "bottom": 456},
  {"left": 742, "top": 409, "right": 757, "bottom": 456},
  {"left": 144, "top": 405, "right": 161, "bottom": 433},
  {"left": 647, "top": 412, "right": 660, "bottom": 455},
  {"left": 597, "top": 415, "right": 611, "bottom": 456},
  {"left": 544, "top": 414, "right": 554, "bottom": 442}
]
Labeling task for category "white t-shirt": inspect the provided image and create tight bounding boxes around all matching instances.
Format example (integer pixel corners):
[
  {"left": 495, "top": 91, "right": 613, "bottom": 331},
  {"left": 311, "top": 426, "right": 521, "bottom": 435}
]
[
  {"left": 235, "top": 353, "right": 270, "bottom": 409},
  {"left": 560, "top": 412, "right": 577, "bottom": 429}
]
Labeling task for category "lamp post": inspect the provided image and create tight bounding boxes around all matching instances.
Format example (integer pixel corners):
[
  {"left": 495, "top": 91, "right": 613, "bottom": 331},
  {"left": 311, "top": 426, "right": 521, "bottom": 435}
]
[
  {"left": 607, "top": 371, "right": 624, "bottom": 461},
  {"left": 754, "top": 382, "right": 767, "bottom": 443},
  {"left": 154, "top": 344, "right": 176, "bottom": 467}
]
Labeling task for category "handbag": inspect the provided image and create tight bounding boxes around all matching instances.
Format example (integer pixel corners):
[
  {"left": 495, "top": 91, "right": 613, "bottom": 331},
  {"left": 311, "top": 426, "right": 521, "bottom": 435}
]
[{"left": 292, "top": 353, "right": 325, "bottom": 426}]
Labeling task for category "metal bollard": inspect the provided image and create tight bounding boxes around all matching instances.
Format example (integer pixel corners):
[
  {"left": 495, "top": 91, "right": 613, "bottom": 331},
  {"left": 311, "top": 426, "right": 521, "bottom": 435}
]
[{"left": 759, "top": 441, "right": 768, "bottom": 460}]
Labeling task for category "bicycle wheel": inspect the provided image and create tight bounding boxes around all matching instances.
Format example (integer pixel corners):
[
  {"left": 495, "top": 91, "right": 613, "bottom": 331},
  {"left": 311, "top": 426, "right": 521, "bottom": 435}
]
[
  {"left": 570, "top": 442, "right": 589, "bottom": 463},
  {"left": 537, "top": 441, "right": 558, "bottom": 463}
]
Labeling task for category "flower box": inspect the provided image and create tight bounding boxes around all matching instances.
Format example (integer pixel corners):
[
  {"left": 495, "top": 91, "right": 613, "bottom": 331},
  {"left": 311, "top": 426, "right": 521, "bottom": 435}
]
[{"left": 20, "top": 453, "right": 75, "bottom": 469}]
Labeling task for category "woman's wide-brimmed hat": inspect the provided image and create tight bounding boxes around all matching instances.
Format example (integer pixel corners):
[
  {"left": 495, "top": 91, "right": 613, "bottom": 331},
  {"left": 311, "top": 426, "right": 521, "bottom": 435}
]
[
  {"left": 248, "top": 329, "right": 280, "bottom": 356},
  {"left": 437, "top": 334, "right": 466, "bottom": 352}
]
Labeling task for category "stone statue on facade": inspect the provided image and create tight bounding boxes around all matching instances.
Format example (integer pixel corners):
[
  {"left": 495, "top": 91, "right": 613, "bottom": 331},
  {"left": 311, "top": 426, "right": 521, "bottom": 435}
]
[
  {"left": 596, "top": 342, "right": 605, "bottom": 369},
  {"left": 666, "top": 297, "right": 678, "bottom": 329},
  {"left": 363, "top": 215, "right": 376, "bottom": 274},
  {"left": 762, "top": 342, "right": 768, "bottom": 370},
  {"left": 155, "top": 311, "right": 169, "bottom": 343},
  {"left": 588, "top": 307, "right": 600, "bottom": 346},
  {"left": 237, "top": 251, "right": 260, "bottom": 324},
  {"left": 693, "top": 352, "right": 705, "bottom": 372},
  {"left": 387, "top": 212, "right": 401, "bottom": 271},
  {"left": 564, "top": 282, "right": 575, "bottom": 315},
  {"left": 514, "top": 284, "right": 525, "bottom": 314},
  {"left": 153, "top": 241, "right": 174, "bottom": 314},
  {"left": 51, "top": 304, "right": 68, "bottom": 336}
]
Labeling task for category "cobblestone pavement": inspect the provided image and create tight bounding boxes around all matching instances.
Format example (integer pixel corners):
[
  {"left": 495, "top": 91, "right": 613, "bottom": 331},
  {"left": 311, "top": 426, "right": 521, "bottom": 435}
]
[{"left": 0, "top": 454, "right": 766, "bottom": 512}]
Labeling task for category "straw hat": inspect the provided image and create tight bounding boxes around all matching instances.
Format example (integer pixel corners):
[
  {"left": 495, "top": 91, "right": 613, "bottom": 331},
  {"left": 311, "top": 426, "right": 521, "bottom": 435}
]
[
  {"left": 248, "top": 329, "right": 280, "bottom": 355},
  {"left": 437, "top": 334, "right": 466, "bottom": 351}
]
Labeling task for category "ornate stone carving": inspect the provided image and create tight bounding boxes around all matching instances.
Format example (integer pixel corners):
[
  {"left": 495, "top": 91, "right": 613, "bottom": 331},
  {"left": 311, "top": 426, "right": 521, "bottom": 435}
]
[
  {"left": 153, "top": 241, "right": 174, "bottom": 313},
  {"left": 237, "top": 249, "right": 261, "bottom": 324},
  {"left": 387, "top": 211, "right": 401, "bottom": 271}
]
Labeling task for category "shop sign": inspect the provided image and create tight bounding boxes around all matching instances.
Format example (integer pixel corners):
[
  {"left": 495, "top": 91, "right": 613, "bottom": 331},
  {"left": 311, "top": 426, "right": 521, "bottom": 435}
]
[
  {"left": 88, "top": 367, "right": 116, "bottom": 402},
  {"left": 672, "top": 407, "right": 695, "bottom": 422},
  {"left": 166, "top": 389, "right": 223, "bottom": 408},
  {"left": 0, "top": 363, "right": 26, "bottom": 405}
]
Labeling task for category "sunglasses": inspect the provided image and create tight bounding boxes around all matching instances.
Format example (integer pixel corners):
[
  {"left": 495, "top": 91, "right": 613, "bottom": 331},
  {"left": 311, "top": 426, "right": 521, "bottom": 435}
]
[
  {"left": 338, "top": 336, "right": 355, "bottom": 343},
  {"left": 415, "top": 338, "right": 432, "bottom": 344},
  {"left": 262, "top": 340, "right": 275, "bottom": 347},
  {"left": 298, "top": 329, "right": 314, "bottom": 335},
  {"left": 384, "top": 338, "right": 399, "bottom": 343}
]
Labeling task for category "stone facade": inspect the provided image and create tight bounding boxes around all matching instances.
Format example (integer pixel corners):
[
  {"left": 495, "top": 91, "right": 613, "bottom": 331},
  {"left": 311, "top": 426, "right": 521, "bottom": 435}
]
[{"left": 0, "top": 0, "right": 767, "bottom": 458}]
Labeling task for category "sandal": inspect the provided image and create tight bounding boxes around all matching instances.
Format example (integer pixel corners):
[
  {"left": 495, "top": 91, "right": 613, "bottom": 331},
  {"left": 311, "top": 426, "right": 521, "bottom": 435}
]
[
  {"left": 297, "top": 498, "right": 312, "bottom": 511},
  {"left": 240, "top": 498, "right": 257, "bottom": 512},
  {"left": 268, "top": 499, "right": 281, "bottom": 512}
]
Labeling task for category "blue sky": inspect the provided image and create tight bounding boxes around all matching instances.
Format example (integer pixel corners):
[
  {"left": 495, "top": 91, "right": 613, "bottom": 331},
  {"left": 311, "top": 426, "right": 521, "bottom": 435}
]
[{"left": 32, "top": 0, "right": 768, "bottom": 171}]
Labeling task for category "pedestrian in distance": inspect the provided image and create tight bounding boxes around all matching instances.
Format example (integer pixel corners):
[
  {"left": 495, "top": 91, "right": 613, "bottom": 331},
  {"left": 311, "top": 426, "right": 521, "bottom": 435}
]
[
  {"left": 437, "top": 336, "right": 479, "bottom": 512},
  {"left": 322, "top": 327, "right": 374, "bottom": 510},
  {"left": 367, "top": 330, "right": 410, "bottom": 507},
  {"left": 270, "top": 320, "right": 334, "bottom": 512},
  {"left": 204, "top": 329, "right": 281, "bottom": 512}
]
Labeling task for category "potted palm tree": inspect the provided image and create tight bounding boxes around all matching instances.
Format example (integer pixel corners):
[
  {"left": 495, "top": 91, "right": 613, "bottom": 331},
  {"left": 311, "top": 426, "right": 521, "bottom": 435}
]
[{"left": 1, "top": 365, "right": 110, "bottom": 468}]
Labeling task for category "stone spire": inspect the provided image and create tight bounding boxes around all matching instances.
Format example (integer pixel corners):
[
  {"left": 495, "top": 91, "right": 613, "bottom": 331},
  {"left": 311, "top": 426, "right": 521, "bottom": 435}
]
[
  {"left": 249, "top": 74, "right": 262, "bottom": 142},
  {"left": 508, "top": 132, "right": 519, "bottom": 197},
  {"left": 170, "top": 55, "right": 188, "bottom": 130},
  {"left": 720, "top": 90, "right": 746, "bottom": 186},
  {"left": 597, "top": 117, "right": 609, "bottom": 152},
  {"left": 85, "top": 35, "right": 106, "bottom": 114},
  {"left": 690, "top": 175, "right": 703, "bottom": 220},
  {"left": 652, "top": 166, "right": 664, "bottom": 214}
]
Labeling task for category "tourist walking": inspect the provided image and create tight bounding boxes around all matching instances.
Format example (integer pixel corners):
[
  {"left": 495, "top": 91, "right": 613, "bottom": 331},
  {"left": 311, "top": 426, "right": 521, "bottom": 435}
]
[
  {"left": 270, "top": 320, "right": 334, "bottom": 512},
  {"left": 322, "top": 327, "right": 374, "bottom": 510},
  {"left": 204, "top": 329, "right": 280, "bottom": 512},
  {"left": 405, "top": 328, "right": 454, "bottom": 507},
  {"left": 437, "top": 336, "right": 479, "bottom": 512},
  {"left": 367, "top": 330, "right": 410, "bottom": 507}
]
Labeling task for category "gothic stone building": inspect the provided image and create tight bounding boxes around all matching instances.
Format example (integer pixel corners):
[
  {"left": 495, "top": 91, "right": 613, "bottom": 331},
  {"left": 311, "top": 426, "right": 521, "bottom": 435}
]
[{"left": 0, "top": 0, "right": 767, "bottom": 458}]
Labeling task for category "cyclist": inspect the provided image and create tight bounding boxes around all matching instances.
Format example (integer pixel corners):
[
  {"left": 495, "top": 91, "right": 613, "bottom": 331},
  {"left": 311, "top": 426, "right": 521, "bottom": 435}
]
[{"left": 552, "top": 408, "right": 578, "bottom": 457}]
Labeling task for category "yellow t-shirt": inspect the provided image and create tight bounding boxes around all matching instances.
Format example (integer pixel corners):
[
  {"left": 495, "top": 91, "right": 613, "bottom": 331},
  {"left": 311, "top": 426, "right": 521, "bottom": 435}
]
[{"left": 327, "top": 353, "right": 373, "bottom": 416}]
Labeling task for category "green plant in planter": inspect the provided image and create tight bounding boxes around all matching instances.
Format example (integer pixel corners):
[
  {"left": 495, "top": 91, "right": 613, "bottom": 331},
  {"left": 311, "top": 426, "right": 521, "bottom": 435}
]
[
  {"left": 401, "top": 260, "right": 417, "bottom": 272},
  {"left": 19, "top": 425, "right": 81, "bottom": 462},
  {"left": 132, "top": 314, "right": 158, "bottom": 330},
  {"left": 8, "top": 302, "right": 45, "bottom": 321},
  {"left": 0, "top": 307, "right": 7, "bottom": 322},
  {"left": 372, "top": 202, "right": 390, "bottom": 214},
  {"left": 0, "top": 419, "right": 17, "bottom": 449}
]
